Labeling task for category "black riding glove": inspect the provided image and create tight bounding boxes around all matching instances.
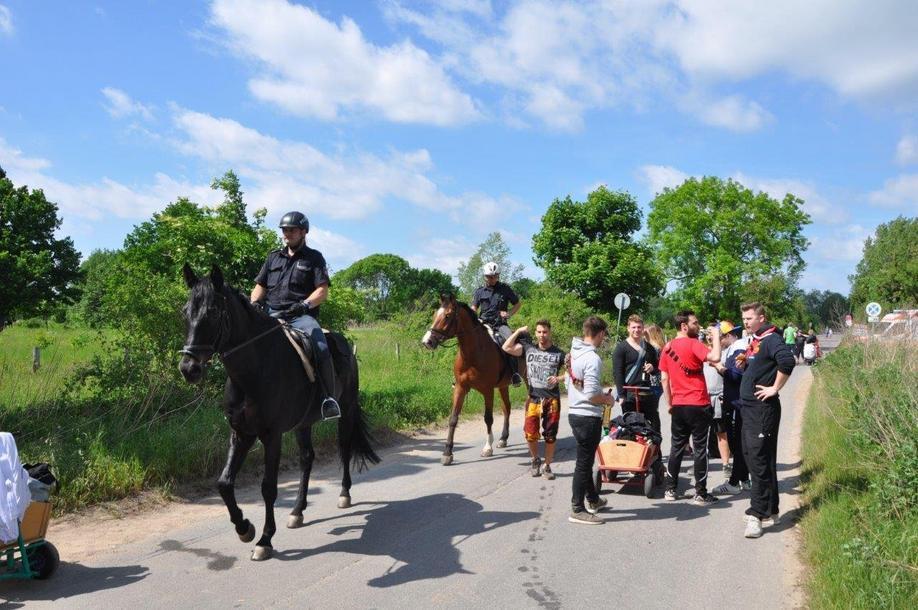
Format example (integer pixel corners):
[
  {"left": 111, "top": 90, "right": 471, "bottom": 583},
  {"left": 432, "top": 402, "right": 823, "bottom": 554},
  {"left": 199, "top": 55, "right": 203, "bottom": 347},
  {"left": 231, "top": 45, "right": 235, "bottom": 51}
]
[
  {"left": 285, "top": 300, "right": 309, "bottom": 318},
  {"left": 252, "top": 300, "right": 266, "bottom": 313}
]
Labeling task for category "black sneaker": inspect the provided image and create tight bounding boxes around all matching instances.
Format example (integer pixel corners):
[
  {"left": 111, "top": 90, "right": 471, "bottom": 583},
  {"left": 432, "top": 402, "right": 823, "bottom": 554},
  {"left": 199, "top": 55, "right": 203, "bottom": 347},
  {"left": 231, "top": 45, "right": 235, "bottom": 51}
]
[
  {"left": 692, "top": 492, "right": 718, "bottom": 506},
  {"left": 321, "top": 397, "right": 341, "bottom": 420}
]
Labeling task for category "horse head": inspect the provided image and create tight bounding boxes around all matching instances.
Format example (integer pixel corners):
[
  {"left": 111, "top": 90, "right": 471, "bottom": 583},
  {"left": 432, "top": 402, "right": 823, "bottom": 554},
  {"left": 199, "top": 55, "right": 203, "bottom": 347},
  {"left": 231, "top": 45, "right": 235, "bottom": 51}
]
[
  {"left": 421, "top": 293, "right": 462, "bottom": 349},
  {"left": 179, "top": 262, "right": 230, "bottom": 384}
]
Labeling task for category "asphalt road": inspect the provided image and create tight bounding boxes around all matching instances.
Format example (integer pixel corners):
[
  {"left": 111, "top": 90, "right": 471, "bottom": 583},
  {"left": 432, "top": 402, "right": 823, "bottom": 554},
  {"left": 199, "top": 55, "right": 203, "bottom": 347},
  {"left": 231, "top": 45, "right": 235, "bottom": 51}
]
[{"left": 2, "top": 364, "right": 818, "bottom": 609}]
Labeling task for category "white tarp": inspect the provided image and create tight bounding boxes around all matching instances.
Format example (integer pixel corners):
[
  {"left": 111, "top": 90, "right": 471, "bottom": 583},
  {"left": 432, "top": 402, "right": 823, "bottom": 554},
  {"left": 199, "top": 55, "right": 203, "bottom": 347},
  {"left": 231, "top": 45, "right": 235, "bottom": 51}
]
[{"left": 0, "top": 432, "right": 32, "bottom": 543}]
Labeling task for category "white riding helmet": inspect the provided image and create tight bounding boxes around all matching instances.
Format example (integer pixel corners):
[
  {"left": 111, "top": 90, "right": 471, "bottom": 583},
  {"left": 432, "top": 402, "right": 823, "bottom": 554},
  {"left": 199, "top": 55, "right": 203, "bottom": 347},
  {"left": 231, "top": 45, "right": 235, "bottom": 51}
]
[{"left": 482, "top": 261, "right": 499, "bottom": 276}]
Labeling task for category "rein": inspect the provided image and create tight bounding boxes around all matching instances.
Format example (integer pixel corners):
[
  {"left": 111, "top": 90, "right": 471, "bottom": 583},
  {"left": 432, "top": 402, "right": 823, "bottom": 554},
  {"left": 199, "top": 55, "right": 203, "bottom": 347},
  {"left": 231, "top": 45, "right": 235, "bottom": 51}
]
[{"left": 180, "top": 293, "right": 285, "bottom": 364}]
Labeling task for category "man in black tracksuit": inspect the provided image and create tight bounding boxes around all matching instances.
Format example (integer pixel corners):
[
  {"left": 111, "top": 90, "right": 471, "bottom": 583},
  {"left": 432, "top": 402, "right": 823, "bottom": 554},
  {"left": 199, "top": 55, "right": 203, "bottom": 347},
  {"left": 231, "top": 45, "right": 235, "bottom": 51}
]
[{"left": 738, "top": 302, "right": 795, "bottom": 538}]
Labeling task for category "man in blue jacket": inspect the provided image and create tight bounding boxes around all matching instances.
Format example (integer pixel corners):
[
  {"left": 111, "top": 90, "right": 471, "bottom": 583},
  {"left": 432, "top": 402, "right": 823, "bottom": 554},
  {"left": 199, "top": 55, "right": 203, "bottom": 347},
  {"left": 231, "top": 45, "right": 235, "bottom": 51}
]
[{"left": 738, "top": 302, "right": 795, "bottom": 538}]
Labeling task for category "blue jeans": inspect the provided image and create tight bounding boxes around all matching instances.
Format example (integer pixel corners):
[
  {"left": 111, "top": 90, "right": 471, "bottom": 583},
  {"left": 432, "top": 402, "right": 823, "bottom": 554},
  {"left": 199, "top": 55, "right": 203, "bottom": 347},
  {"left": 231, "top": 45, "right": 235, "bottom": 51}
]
[{"left": 268, "top": 309, "right": 329, "bottom": 361}]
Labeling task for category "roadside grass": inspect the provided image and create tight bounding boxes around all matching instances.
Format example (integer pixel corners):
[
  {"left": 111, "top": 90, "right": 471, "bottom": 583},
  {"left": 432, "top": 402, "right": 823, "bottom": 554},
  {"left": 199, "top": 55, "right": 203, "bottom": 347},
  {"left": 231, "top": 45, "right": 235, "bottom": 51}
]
[
  {"left": 2, "top": 319, "right": 529, "bottom": 513},
  {"left": 800, "top": 338, "right": 917, "bottom": 608}
]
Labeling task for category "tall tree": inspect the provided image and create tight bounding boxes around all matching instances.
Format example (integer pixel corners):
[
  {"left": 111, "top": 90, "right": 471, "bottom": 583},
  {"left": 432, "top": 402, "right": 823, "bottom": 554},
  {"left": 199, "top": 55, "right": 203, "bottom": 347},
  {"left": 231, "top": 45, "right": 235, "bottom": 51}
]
[
  {"left": 0, "top": 166, "right": 82, "bottom": 327},
  {"left": 335, "top": 254, "right": 412, "bottom": 319},
  {"left": 849, "top": 216, "right": 918, "bottom": 313},
  {"left": 532, "top": 186, "right": 662, "bottom": 314},
  {"left": 457, "top": 232, "right": 525, "bottom": 299},
  {"left": 647, "top": 177, "right": 811, "bottom": 322}
]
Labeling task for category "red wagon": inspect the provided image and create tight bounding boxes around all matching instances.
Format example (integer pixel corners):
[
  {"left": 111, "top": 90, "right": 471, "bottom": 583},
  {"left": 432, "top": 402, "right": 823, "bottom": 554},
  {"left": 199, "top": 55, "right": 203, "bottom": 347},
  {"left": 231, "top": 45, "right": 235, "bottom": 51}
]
[{"left": 593, "top": 385, "right": 665, "bottom": 498}]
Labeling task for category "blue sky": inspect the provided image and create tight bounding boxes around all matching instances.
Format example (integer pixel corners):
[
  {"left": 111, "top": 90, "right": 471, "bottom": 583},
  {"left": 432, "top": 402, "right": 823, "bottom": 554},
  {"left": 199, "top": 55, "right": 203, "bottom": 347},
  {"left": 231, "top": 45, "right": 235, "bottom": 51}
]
[{"left": 2, "top": 1, "right": 917, "bottom": 296}]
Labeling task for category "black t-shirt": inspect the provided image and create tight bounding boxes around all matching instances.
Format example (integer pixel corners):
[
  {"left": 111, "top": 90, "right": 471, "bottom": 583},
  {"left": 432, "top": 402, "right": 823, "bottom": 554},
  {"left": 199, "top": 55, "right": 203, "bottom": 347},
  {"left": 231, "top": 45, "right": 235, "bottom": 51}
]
[
  {"left": 612, "top": 340, "right": 659, "bottom": 398},
  {"left": 522, "top": 343, "right": 565, "bottom": 399},
  {"left": 254, "top": 246, "right": 331, "bottom": 315},
  {"left": 471, "top": 282, "right": 519, "bottom": 326}
]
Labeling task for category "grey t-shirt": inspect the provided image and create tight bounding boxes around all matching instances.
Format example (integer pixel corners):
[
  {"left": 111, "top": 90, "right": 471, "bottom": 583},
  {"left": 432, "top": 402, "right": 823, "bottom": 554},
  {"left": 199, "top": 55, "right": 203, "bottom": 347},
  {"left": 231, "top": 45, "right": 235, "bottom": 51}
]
[{"left": 523, "top": 343, "right": 565, "bottom": 399}]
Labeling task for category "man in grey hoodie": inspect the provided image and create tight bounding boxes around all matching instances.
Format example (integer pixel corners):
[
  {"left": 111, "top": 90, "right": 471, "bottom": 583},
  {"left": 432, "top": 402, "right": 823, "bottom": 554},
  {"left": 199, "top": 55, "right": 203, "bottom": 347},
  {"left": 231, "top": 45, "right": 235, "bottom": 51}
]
[{"left": 566, "top": 316, "right": 616, "bottom": 524}]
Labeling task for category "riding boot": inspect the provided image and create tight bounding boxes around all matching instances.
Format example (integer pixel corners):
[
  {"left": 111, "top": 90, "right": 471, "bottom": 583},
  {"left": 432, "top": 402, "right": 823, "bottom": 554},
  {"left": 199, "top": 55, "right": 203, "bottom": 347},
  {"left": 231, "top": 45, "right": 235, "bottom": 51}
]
[{"left": 317, "top": 353, "right": 341, "bottom": 420}]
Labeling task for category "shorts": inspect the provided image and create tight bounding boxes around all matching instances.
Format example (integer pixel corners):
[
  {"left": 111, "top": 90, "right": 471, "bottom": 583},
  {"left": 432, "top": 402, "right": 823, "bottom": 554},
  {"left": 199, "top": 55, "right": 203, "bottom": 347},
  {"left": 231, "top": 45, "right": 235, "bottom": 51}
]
[
  {"left": 524, "top": 397, "right": 561, "bottom": 443},
  {"left": 712, "top": 395, "right": 734, "bottom": 433}
]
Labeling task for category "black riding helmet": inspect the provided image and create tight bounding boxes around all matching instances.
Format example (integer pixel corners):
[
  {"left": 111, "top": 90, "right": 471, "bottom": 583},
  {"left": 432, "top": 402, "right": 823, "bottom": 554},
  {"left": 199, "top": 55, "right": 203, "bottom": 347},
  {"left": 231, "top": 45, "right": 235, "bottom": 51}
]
[{"left": 279, "top": 211, "right": 309, "bottom": 233}]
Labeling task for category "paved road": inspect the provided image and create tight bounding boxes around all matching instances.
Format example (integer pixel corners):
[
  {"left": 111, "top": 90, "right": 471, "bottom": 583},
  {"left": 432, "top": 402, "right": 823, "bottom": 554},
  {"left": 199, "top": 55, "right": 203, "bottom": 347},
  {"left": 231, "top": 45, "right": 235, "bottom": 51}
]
[{"left": 1, "top": 368, "right": 814, "bottom": 609}]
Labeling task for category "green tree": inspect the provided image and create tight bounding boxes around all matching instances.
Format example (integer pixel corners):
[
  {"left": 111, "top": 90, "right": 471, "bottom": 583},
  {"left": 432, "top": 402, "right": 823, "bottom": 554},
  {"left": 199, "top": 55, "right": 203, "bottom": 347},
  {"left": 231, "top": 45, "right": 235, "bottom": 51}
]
[
  {"left": 74, "top": 249, "right": 120, "bottom": 328},
  {"left": 404, "top": 267, "right": 457, "bottom": 307},
  {"left": 802, "top": 289, "right": 850, "bottom": 329},
  {"left": 849, "top": 216, "right": 918, "bottom": 313},
  {"left": 457, "top": 232, "right": 525, "bottom": 299},
  {"left": 532, "top": 186, "right": 662, "bottom": 314},
  {"left": 0, "top": 166, "right": 82, "bottom": 327},
  {"left": 647, "top": 177, "right": 811, "bottom": 322},
  {"left": 335, "top": 254, "right": 413, "bottom": 319},
  {"left": 511, "top": 277, "right": 538, "bottom": 300}
]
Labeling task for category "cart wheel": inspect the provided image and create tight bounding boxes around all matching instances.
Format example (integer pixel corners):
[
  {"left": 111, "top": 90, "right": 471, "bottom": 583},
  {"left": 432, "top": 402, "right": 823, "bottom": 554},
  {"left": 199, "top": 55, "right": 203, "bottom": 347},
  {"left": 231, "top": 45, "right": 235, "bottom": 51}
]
[
  {"left": 644, "top": 472, "right": 655, "bottom": 498},
  {"left": 593, "top": 466, "right": 603, "bottom": 494},
  {"left": 27, "top": 542, "right": 59, "bottom": 580}
]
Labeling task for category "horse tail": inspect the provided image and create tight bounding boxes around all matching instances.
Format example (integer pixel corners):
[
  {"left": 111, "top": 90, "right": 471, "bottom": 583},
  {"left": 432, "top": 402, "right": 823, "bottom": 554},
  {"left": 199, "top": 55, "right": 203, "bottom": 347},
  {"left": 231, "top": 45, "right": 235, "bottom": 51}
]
[{"left": 348, "top": 402, "right": 381, "bottom": 472}]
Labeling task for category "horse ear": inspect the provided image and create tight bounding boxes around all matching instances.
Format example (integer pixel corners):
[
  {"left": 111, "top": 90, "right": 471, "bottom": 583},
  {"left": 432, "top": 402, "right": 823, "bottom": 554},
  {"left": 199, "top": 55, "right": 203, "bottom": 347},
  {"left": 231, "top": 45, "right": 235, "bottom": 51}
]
[
  {"left": 182, "top": 263, "right": 197, "bottom": 288},
  {"left": 439, "top": 293, "right": 449, "bottom": 306},
  {"left": 210, "top": 264, "right": 224, "bottom": 291}
]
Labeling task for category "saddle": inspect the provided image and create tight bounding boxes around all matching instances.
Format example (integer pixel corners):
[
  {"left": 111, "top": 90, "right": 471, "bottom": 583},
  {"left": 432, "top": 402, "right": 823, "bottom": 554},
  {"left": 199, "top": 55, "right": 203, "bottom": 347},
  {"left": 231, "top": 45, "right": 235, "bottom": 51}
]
[{"left": 280, "top": 324, "right": 323, "bottom": 382}]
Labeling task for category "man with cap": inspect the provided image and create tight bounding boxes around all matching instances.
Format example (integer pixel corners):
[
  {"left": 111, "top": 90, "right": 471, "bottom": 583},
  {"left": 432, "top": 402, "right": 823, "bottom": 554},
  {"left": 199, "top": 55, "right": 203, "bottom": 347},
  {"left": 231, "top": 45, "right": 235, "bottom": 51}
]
[
  {"left": 472, "top": 262, "right": 523, "bottom": 385},
  {"left": 250, "top": 211, "right": 340, "bottom": 420}
]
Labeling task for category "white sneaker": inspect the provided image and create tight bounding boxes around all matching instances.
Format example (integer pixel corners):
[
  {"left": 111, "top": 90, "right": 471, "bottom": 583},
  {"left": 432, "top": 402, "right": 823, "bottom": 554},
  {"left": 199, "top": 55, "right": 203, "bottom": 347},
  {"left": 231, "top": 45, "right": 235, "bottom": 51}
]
[
  {"left": 664, "top": 489, "right": 676, "bottom": 501},
  {"left": 712, "top": 481, "right": 742, "bottom": 495},
  {"left": 744, "top": 515, "right": 763, "bottom": 538},
  {"left": 761, "top": 513, "right": 780, "bottom": 527}
]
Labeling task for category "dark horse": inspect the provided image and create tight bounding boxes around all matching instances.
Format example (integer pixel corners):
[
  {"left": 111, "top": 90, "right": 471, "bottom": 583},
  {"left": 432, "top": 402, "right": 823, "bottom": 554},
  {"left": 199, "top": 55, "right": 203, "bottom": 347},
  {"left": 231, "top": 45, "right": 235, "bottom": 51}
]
[
  {"left": 178, "top": 264, "right": 379, "bottom": 561},
  {"left": 420, "top": 294, "right": 516, "bottom": 465}
]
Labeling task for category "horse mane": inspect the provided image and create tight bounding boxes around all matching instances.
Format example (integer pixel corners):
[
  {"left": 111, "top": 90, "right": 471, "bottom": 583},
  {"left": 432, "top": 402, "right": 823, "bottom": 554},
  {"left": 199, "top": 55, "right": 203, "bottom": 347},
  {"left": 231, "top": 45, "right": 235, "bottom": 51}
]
[{"left": 455, "top": 301, "right": 485, "bottom": 329}]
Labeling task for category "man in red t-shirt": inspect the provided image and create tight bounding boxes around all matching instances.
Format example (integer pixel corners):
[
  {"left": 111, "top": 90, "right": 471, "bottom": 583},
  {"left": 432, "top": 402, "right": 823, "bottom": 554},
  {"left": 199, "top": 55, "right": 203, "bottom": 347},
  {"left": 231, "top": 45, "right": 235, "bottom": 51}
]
[{"left": 659, "top": 310, "right": 722, "bottom": 505}]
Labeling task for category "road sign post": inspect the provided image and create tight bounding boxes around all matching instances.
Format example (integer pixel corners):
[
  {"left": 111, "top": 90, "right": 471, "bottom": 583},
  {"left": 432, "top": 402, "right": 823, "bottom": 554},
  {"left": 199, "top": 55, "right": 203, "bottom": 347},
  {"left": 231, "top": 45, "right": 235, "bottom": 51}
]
[
  {"left": 614, "top": 292, "right": 630, "bottom": 337},
  {"left": 866, "top": 302, "right": 882, "bottom": 327}
]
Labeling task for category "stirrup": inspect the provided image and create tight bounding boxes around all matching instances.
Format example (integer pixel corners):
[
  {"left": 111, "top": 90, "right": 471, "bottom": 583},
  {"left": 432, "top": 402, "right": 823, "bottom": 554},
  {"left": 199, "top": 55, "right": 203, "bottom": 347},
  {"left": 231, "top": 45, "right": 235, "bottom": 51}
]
[
  {"left": 511, "top": 373, "right": 524, "bottom": 387},
  {"left": 321, "top": 396, "right": 341, "bottom": 420}
]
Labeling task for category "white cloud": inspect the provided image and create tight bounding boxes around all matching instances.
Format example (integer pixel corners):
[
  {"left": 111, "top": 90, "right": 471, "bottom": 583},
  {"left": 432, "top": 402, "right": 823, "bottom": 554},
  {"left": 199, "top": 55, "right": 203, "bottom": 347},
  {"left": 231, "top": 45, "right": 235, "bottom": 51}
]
[
  {"left": 0, "top": 5, "right": 12, "bottom": 36},
  {"left": 732, "top": 173, "right": 847, "bottom": 224},
  {"left": 896, "top": 135, "right": 918, "bottom": 165},
  {"left": 809, "top": 224, "right": 871, "bottom": 263},
  {"left": 169, "top": 106, "right": 519, "bottom": 225},
  {"left": 689, "top": 94, "right": 773, "bottom": 133},
  {"left": 868, "top": 174, "right": 918, "bottom": 211},
  {"left": 406, "top": 236, "right": 476, "bottom": 278},
  {"left": 388, "top": 0, "right": 918, "bottom": 131},
  {"left": 101, "top": 87, "right": 154, "bottom": 120},
  {"left": 638, "top": 165, "right": 690, "bottom": 196},
  {"left": 208, "top": 0, "right": 479, "bottom": 126}
]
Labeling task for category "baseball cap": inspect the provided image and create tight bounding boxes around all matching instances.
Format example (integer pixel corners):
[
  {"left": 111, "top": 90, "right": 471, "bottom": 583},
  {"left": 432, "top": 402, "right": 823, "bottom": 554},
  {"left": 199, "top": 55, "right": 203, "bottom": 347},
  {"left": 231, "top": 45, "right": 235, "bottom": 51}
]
[{"left": 720, "top": 320, "right": 743, "bottom": 337}]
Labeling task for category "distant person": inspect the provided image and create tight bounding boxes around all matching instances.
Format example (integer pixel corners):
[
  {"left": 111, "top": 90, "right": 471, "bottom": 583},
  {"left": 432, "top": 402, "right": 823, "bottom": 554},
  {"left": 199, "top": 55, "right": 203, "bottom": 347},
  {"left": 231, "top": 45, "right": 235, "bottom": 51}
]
[
  {"left": 738, "top": 302, "right": 795, "bottom": 539},
  {"left": 566, "top": 316, "right": 615, "bottom": 524},
  {"left": 794, "top": 328, "right": 806, "bottom": 364},
  {"left": 472, "top": 262, "right": 523, "bottom": 385},
  {"left": 783, "top": 323, "right": 796, "bottom": 353},
  {"left": 612, "top": 315, "right": 660, "bottom": 434},
  {"left": 502, "top": 320, "right": 565, "bottom": 480},
  {"left": 659, "top": 310, "right": 722, "bottom": 505}
]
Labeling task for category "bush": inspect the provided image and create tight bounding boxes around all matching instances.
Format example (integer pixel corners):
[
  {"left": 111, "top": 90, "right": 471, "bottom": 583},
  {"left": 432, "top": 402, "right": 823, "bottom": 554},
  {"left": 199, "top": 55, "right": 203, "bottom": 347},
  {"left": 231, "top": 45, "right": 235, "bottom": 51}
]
[{"left": 801, "top": 339, "right": 917, "bottom": 608}]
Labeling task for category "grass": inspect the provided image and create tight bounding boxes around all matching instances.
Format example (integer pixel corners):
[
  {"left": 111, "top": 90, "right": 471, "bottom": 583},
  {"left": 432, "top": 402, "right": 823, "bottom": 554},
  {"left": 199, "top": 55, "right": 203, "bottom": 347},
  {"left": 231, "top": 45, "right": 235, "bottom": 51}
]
[
  {"left": 800, "top": 338, "right": 917, "bottom": 608},
  {"left": 1, "top": 320, "right": 530, "bottom": 514}
]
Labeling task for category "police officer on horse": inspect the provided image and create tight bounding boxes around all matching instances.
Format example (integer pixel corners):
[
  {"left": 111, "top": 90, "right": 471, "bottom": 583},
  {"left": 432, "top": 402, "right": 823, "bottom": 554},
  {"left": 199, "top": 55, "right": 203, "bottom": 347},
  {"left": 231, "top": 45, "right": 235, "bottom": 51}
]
[
  {"left": 472, "top": 261, "right": 524, "bottom": 385},
  {"left": 250, "top": 211, "right": 341, "bottom": 420}
]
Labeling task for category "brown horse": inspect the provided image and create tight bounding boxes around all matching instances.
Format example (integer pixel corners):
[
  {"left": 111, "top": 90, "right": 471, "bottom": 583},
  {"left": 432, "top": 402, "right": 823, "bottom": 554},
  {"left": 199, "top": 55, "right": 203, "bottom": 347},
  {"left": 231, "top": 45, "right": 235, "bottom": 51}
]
[{"left": 421, "top": 294, "right": 517, "bottom": 465}]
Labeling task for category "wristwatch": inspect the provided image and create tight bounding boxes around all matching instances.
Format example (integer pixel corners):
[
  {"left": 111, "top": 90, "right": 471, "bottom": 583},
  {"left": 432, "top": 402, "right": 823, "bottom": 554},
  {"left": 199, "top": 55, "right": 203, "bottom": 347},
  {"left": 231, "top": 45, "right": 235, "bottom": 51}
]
[{"left": 304, "top": 299, "right": 313, "bottom": 310}]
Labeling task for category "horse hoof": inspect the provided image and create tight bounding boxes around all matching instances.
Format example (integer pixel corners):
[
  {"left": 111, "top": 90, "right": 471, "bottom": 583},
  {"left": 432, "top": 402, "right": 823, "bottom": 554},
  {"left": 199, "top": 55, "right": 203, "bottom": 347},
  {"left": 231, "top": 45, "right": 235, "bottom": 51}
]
[
  {"left": 251, "top": 545, "right": 272, "bottom": 561},
  {"left": 496, "top": 439, "right": 507, "bottom": 449},
  {"left": 337, "top": 496, "right": 352, "bottom": 509},
  {"left": 441, "top": 454, "right": 454, "bottom": 466},
  {"left": 239, "top": 522, "right": 256, "bottom": 543},
  {"left": 286, "top": 514, "right": 304, "bottom": 529},
  {"left": 481, "top": 448, "right": 493, "bottom": 458}
]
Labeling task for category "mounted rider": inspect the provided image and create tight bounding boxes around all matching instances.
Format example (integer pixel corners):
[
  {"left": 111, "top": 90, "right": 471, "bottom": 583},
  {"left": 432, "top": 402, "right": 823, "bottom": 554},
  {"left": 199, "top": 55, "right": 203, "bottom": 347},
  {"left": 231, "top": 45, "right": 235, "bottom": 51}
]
[
  {"left": 471, "top": 262, "right": 524, "bottom": 386},
  {"left": 250, "top": 211, "right": 340, "bottom": 420}
]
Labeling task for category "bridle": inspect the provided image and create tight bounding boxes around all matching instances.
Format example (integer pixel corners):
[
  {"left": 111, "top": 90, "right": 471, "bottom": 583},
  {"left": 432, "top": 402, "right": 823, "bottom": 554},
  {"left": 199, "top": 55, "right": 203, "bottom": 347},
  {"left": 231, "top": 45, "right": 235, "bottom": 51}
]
[
  {"left": 179, "top": 293, "right": 283, "bottom": 365},
  {"left": 426, "top": 305, "right": 464, "bottom": 347}
]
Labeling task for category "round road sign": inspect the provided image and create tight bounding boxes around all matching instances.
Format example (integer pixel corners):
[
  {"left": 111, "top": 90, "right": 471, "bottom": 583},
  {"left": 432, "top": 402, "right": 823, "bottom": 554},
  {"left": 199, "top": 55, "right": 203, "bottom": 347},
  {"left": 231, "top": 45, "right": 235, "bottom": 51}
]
[
  {"left": 614, "top": 293, "right": 630, "bottom": 310},
  {"left": 865, "top": 302, "right": 882, "bottom": 318}
]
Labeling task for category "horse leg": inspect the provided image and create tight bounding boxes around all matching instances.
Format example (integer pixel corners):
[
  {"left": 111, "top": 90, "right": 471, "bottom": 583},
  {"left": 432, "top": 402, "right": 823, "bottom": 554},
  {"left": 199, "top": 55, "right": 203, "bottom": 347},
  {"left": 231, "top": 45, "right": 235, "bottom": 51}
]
[
  {"left": 217, "top": 430, "right": 257, "bottom": 543},
  {"left": 481, "top": 389, "right": 495, "bottom": 457},
  {"left": 337, "top": 412, "right": 353, "bottom": 509},
  {"left": 443, "top": 384, "right": 468, "bottom": 465},
  {"left": 497, "top": 385, "right": 512, "bottom": 448},
  {"left": 252, "top": 431, "right": 282, "bottom": 561},
  {"left": 287, "top": 425, "right": 314, "bottom": 529}
]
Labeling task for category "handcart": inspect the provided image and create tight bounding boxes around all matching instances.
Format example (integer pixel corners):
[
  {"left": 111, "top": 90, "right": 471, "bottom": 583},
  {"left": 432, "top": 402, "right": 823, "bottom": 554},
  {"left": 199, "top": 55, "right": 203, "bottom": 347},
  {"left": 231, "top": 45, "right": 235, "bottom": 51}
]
[
  {"left": 0, "top": 499, "right": 59, "bottom": 581},
  {"left": 593, "top": 385, "right": 665, "bottom": 498}
]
